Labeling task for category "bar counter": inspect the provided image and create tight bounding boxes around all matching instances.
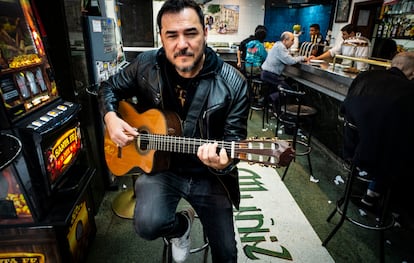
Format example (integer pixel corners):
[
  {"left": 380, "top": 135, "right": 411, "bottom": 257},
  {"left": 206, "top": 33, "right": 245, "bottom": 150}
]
[{"left": 283, "top": 62, "right": 355, "bottom": 101}]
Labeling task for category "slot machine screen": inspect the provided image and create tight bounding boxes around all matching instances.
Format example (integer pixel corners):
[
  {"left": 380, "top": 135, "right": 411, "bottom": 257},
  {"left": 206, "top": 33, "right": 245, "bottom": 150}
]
[{"left": 0, "top": 0, "right": 59, "bottom": 128}]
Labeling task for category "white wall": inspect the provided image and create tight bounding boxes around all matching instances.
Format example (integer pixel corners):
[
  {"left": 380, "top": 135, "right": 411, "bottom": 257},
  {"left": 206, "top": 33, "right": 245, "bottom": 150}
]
[
  {"left": 152, "top": 0, "right": 265, "bottom": 47},
  {"left": 329, "top": 0, "right": 368, "bottom": 47}
]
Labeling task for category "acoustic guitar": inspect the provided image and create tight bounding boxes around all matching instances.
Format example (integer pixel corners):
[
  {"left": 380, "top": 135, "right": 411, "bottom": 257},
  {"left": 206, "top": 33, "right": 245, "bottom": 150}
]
[{"left": 104, "top": 101, "right": 294, "bottom": 176}]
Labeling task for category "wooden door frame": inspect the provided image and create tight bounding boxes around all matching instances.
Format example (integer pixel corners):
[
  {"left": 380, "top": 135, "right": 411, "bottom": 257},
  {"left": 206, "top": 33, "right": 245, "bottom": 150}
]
[{"left": 351, "top": 0, "right": 383, "bottom": 39}]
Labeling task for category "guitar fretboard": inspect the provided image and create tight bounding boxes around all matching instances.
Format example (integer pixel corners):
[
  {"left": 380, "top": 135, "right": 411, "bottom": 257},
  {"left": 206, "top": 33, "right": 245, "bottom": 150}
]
[
  {"left": 136, "top": 133, "right": 287, "bottom": 165},
  {"left": 137, "top": 133, "right": 237, "bottom": 158}
]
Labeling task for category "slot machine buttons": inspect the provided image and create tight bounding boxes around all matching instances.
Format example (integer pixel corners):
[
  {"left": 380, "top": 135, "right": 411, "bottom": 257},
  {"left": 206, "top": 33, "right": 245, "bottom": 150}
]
[
  {"left": 40, "top": 116, "right": 51, "bottom": 122},
  {"left": 57, "top": 105, "right": 67, "bottom": 111},
  {"left": 63, "top": 101, "right": 74, "bottom": 107},
  {"left": 47, "top": 111, "right": 59, "bottom": 117},
  {"left": 31, "top": 120, "right": 44, "bottom": 127}
]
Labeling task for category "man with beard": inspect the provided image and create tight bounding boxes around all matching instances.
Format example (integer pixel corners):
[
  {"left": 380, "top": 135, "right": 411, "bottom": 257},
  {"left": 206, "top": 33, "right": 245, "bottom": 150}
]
[{"left": 98, "top": 0, "right": 249, "bottom": 262}]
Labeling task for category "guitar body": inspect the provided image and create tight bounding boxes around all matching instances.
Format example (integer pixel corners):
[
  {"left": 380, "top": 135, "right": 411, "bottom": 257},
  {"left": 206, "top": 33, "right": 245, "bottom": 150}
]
[{"left": 104, "top": 101, "right": 182, "bottom": 176}]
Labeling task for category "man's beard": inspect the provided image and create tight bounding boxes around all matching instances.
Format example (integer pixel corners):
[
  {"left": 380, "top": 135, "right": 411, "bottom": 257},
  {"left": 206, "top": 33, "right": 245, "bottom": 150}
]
[{"left": 174, "top": 47, "right": 205, "bottom": 73}]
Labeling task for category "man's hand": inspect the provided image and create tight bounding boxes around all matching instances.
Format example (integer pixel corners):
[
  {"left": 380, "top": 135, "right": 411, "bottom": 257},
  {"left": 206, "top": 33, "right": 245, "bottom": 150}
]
[
  {"left": 104, "top": 111, "right": 138, "bottom": 147},
  {"left": 197, "top": 142, "right": 232, "bottom": 170}
]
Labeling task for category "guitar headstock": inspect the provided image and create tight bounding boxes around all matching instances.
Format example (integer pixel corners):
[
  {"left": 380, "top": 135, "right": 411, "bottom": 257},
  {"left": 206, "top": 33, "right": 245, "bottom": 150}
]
[{"left": 235, "top": 137, "right": 294, "bottom": 167}]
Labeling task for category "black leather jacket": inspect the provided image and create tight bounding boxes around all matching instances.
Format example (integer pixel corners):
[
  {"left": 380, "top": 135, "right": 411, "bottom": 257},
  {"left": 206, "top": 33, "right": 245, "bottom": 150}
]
[{"left": 98, "top": 47, "right": 249, "bottom": 208}]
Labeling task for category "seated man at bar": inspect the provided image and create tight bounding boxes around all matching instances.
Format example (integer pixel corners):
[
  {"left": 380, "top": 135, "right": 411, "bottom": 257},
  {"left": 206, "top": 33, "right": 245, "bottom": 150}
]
[
  {"left": 310, "top": 24, "right": 357, "bottom": 61},
  {"left": 261, "top": 31, "right": 309, "bottom": 114},
  {"left": 341, "top": 51, "right": 414, "bottom": 214}
]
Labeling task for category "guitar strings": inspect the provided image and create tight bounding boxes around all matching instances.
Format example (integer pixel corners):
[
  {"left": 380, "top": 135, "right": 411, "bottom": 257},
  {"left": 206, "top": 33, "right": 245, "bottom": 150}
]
[{"left": 136, "top": 133, "right": 284, "bottom": 164}]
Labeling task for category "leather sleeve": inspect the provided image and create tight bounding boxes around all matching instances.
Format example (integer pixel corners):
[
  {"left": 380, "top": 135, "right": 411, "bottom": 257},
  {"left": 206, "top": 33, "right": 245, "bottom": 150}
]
[{"left": 97, "top": 50, "right": 160, "bottom": 119}]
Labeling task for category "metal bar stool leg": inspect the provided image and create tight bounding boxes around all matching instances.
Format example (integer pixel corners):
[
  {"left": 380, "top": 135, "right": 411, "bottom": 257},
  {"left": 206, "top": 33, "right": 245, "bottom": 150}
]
[
  {"left": 306, "top": 153, "right": 314, "bottom": 179},
  {"left": 322, "top": 165, "right": 355, "bottom": 246},
  {"left": 281, "top": 161, "right": 291, "bottom": 181},
  {"left": 162, "top": 214, "right": 209, "bottom": 263},
  {"left": 378, "top": 188, "right": 392, "bottom": 263},
  {"left": 162, "top": 238, "right": 173, "bottom": 263}
]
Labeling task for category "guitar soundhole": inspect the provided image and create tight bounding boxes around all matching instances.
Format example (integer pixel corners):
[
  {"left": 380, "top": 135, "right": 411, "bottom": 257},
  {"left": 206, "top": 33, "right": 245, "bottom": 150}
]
[{"left": 137, "top": 129, "right": 149, "bottom": 151}]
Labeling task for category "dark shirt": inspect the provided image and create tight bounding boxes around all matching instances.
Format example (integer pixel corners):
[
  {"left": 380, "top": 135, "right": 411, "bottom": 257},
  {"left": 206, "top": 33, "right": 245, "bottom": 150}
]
[
  {"left": 162, "top": 48, "right": 221, "bottom": 173},
  {"left": 310, "top": 33, "right": 325, "bottom": 56}
]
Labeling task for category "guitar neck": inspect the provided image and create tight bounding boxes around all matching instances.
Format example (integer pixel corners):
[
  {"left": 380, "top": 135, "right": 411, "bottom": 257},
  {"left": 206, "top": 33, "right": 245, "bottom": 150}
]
[{"left": 137, "top": 133, "right": 238, "bottom": 158}]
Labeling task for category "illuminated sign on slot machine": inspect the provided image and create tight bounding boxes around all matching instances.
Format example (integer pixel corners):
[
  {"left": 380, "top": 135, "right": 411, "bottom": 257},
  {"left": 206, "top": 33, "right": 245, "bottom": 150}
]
[
  {"left": 45, "top": 124, "right": 82, "bottom": 184},
  {"left": 0, "top": 253, "right": 45, "bottom": 263}
]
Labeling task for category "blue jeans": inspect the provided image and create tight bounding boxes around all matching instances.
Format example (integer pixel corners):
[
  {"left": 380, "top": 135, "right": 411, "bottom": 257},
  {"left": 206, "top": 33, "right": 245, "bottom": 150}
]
[{"left": 133, "top": 170, "right": 238, "bottom": 263}]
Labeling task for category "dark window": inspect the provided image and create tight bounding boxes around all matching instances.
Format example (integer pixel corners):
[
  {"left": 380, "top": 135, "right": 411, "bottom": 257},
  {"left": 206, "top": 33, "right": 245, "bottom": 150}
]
[{"left": 118, "top": 0, "right": 154, "bottom": 47}]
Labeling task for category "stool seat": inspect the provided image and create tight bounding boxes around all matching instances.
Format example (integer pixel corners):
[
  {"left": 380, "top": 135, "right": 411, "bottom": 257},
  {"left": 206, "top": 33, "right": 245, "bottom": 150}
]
[{"left": 285, "top": 104, "right": 317, "bottom": 116}]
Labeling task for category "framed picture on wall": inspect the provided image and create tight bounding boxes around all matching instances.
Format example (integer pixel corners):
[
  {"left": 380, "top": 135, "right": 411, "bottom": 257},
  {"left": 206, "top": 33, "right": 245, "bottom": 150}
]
[{"left": 335, "top": 0, "right": 351, "bottom": 22}]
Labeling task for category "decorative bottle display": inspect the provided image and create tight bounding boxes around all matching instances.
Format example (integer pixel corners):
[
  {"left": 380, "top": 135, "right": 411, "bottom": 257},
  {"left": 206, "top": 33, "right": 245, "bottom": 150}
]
[{"left": 377, "top": 0, "right": 414, "bottom": 39}]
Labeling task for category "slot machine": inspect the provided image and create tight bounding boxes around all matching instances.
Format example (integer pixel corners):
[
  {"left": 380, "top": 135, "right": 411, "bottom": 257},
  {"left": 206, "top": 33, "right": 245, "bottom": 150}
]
[{"left": 0, "top": 1, "right": 96, "bottom": 262}]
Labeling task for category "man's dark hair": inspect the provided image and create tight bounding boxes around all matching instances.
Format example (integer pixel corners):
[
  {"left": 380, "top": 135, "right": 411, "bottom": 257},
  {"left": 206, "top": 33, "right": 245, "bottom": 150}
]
[
  {"left": 255, "top": 25, "right": 267, "bottom": 34},
  {"left": 341, "top": 24, "right": 357, "bottom": 34},
  {"left": 157, "top": 0, "right": 205, "bottom": 31},
  {"left": 310, "top": 24, "right": 320, "bottom": 31},
  {"left": 373, "top": 38, "right": 397, "bottom": 60},
  {"left": 255, "top": 28, "right": 267, "bottom": 42}
]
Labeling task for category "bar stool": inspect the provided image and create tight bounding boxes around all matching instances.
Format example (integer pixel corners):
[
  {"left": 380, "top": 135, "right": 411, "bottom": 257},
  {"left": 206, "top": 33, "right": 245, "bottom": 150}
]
[
  {"left": 248, "top": 78, "right": 269, "bottom": 130},
  {"left": 275, "top": 84, "right": 318, "bottom": 181},
  {"left": 322, "top": 161, "right": 395, "bottom": 263},
  {"left": 162, "top": 214, "right": 209, "bottom": 263},
  {"left": 111, "top": 174, "right": 140, "bottom": 219}
]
